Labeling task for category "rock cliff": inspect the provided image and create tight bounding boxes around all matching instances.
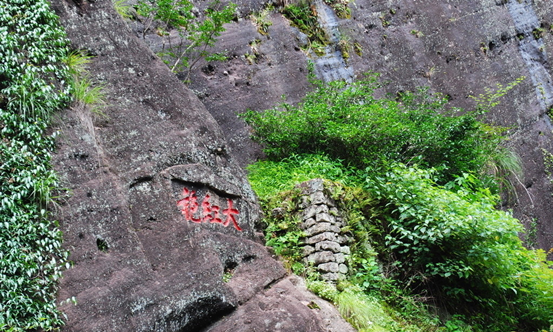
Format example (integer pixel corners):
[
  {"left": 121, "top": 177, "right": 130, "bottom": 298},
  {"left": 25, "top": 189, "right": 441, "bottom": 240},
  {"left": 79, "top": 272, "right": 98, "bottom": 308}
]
[
  {"left": 50, "top": 0, "right": 351, "bottom": 330},
  {"left": 185, "top": 0, "right": 553, "bottom": 250},
  {"left": 49, "top": 0, "right": 553, "bottom": 330}
]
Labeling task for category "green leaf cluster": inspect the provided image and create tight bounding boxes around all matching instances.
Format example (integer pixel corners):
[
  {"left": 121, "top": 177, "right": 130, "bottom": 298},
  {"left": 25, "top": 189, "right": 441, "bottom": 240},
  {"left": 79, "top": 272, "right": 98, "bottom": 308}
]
[
  {"left": 241, "top": 74, "right": 513, "bottom": 186},
  {"left": 282, "top": 2, "right": 328, "bottom": 50},
  {"left": 244, "top": 75, "right": 553, "bottom": 331},
  {"left": 366, "top": 164, "right": 553, "bottom": 330},
  {"left": 0, "top": 0, "right": 71, "bottom": 330},
  {"left": 0, "top": 0, "right": 71, "bottom": 120}
]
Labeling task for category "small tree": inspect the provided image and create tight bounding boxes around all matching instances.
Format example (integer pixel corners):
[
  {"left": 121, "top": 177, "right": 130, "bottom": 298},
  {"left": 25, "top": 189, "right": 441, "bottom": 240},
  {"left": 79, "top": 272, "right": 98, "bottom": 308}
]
[{"left": 136, "top": 0, "right": 236, "bottom": 82}]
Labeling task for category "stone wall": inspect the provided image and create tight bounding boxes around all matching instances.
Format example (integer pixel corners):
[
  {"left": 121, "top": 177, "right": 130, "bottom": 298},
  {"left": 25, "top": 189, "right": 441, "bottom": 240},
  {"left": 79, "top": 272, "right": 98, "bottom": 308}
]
[{"left": 297, "top": 179, "right": 351, "bottom": 283}]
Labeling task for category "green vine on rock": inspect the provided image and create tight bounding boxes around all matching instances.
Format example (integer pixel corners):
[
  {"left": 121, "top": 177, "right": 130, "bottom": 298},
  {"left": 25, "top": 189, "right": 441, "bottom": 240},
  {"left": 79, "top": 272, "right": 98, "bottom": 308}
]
[{"left": 0, "top": 0, "right": 72, "bottom": 330}]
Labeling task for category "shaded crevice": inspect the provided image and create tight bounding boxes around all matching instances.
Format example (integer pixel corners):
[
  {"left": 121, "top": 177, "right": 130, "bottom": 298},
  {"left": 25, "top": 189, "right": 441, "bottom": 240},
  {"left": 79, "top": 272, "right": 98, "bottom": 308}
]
[
  {"left": 171, "top": 179, "right": 241, "bottom": 199},
  {"left": 130, "top": 176, "right": 154, "bottom": 188},
  {"left": 152, "top": 296, "right": 236, "bottom": 332}
]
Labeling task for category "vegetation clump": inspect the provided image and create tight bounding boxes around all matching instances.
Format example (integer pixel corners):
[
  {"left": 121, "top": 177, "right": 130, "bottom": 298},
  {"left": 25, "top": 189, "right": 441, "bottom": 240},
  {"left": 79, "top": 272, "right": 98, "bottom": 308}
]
[
  {"left": 281, "top": 2, "right": 328, "bottom": 55},
  {"left": 323, "top": 0, "right": 351, "bottom": 19},
  {"left": 243, "top": 72, "right": 553, "bottom": 331},
  {"left": 135, "top": 0, "right": 236, "bottom": 81},
  {"left": 241, "top": 71, "right": 519, "bottom": 187},
  {"left": 0, "top": 0, "right": 73, "bottom": 330}
]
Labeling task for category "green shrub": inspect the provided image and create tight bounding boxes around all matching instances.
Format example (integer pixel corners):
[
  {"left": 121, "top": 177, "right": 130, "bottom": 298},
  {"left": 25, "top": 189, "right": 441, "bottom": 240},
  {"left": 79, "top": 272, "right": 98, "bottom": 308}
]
[
  {"left": 365, "top": 164, "right": 553, "bottom": 331},
  {"left": 241, "top": 73, "right": 517, "bottom": 186},
  {"left": 243, "top": 73, "right": 552, "bottom": 331},
  {"left": 136, "top": 0, "right": 236, "bottom": 81}
]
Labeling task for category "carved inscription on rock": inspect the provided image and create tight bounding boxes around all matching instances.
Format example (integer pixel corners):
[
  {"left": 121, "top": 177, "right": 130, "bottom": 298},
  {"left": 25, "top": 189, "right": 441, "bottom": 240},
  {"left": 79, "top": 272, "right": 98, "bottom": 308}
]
[{"left": 176, "top": 187, "right": 242, "bottom": 231}]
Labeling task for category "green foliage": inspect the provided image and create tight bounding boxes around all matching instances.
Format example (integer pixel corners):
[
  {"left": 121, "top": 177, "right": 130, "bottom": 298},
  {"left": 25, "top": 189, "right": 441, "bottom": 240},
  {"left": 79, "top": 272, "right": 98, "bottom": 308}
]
[
  {"left": 64, "top": 51, "right": 107, "bottom": 115},
  {"left": 244, "top": 72, "right": 553, "bottom": 331},
  {"left": 0, "top": 0, "right": 71, "bottom": 330},
  {"left": 113, "top": 0, "right": 134, "bottom": 20},
  {"left": 247, "top": 153, "right": 356, "bottom": 202},
  {"left": 308, "top": 281, "right": 438, "bottom": 332},
  {"left": 335, "top": 289, "right": 389, "bottom": 331},
  {"left": 307, "top": 280, "right": 339, "bottom": 301},
  {"left": 0, "top": 112, "right": 69, "bottom": 331},
  {"left": 366, "top": 164, "right": 553, "bottom": 331},
  {"left": 323, "top": 0, "right": 351, "bottom": 19},
  {"left": 137, "top": 0, "right": 236, "bottom": 81},
  {"left": 137, "top": 0, "right": 194, "bottom": 32},
  {"left": 241, "top": 74, "right": 518, "bottom": 186},
  {"left": 281, "top": 2, "right": 328, "bottom": 54},
  {"left": 0, "top": 0, "right": 71, "bottom": 120},
  {"left": 542, "top": 148, "right": 553, "bottom": 184},
  {"left": 250, "top": 7, "right": 273, "bottom": 35},
  {"left": 248, "top": 154, "right": 553, "bottom": 331},
  {"left": 264, "top": 209, "right": 304, "bottom": 270},
  {"left": 470, "top": 76, "right": 525, "bottom": 114},
  {"left": 443, "top": 315, "right": 473, "bottom": 332}
]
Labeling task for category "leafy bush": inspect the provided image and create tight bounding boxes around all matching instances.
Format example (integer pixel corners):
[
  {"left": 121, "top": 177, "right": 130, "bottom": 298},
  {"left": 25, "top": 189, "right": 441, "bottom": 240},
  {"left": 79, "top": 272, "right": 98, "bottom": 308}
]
[
  {"left": 0, "top": 0, "right": 71, "bottom": 330},
  {"left": 243, "top": 73, "right": 553, "bottom": 331},
  {"left": 365, "top": 164, "right": 553, "bottom": 331},
  {"left": 241, "top": 73, "right": 517, "bottom": 186}
]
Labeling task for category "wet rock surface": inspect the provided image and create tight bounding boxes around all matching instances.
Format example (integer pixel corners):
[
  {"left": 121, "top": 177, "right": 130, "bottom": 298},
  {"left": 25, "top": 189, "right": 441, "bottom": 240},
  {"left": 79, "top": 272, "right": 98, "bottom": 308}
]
[{"left": 50, "top": 0, "right": 350, "bottom": 331}]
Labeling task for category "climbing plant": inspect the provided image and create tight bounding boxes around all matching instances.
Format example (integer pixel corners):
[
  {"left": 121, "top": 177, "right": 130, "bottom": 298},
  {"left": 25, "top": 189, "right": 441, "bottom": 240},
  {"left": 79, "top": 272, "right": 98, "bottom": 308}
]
[{"left": 0, "top": 0, "right": 71, "bottom": 330}]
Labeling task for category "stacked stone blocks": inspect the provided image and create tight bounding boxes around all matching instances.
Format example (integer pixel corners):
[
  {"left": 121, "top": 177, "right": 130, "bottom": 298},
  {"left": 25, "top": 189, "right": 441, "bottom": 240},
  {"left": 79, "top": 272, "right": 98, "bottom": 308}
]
[{"left": 298, "top": 179, "right": 350, "bottom": 282}]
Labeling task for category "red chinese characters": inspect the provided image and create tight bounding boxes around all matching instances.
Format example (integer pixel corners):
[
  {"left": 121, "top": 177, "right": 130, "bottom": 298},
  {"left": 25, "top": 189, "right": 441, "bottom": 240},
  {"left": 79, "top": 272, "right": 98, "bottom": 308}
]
[{"left": 177, "top": 188, "right": 242, "bottom": 231}]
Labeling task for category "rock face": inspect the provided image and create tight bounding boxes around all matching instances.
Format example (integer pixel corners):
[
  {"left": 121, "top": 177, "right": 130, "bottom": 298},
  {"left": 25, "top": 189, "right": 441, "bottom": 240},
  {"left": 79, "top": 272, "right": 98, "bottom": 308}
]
[
  {"left": 208, "top": 275, "right": 356, "bottom": 332},
  {"left": 48, "top": 0, "right": 553, "bottom": 328},
  {"left": 184, "top": 0, "right": 553, "bottom": 251},
  {"left": 50, "top": 0, "right": 351, "bottom": 331}
]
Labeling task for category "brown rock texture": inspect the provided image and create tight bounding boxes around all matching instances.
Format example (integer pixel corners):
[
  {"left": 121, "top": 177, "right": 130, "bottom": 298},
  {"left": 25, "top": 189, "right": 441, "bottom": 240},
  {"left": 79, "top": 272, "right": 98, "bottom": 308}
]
[
  {"left": 206, "top": 275, "right": 356, "bottom": 332},
  {"left": 49, "top": 0, "right": 351, "bottom": 331}
]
